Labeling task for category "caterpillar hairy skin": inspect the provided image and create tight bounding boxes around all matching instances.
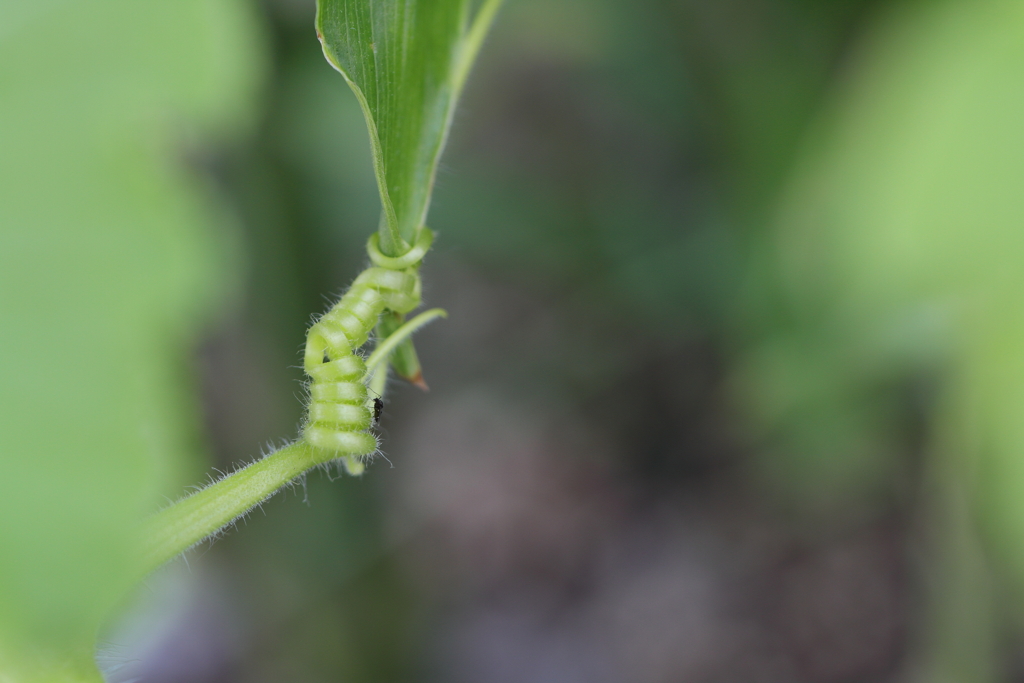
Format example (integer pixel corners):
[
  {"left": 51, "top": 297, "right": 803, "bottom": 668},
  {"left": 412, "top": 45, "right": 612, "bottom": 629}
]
[{"left": 301, "top": 228, "right": 434, "bottom": 468}]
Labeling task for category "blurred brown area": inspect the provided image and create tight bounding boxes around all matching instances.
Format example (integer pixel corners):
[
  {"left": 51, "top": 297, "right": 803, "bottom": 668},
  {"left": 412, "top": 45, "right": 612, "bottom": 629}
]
[{"left": 104, "top": 0, "right": 950, "bottom": 681}]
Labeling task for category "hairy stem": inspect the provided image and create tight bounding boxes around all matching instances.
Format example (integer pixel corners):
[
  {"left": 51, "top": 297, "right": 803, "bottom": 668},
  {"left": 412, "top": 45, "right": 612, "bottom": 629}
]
[
  {"left": 140, "top": 307, "right": 446, "bottom": 572},
  {"left": 141, "top": 441, "right": 330, "bottom": 574}
]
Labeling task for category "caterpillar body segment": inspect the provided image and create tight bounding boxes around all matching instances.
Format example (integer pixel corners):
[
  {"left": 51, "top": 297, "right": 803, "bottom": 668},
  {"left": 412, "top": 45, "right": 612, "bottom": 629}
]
[{"left": 301, "top": 229, "right": 434, "bottom": 466}]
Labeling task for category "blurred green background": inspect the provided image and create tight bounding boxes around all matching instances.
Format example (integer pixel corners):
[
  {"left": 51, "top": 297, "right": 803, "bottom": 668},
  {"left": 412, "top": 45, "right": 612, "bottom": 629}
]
[{"left": 4, "top": 0, "right": 1024, "bottom": 680}]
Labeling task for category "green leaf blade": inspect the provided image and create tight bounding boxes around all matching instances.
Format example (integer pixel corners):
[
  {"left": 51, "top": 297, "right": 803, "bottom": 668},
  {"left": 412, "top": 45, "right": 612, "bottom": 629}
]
[{"left": 316, "top": 0, "right": 501, "bottom": 254}]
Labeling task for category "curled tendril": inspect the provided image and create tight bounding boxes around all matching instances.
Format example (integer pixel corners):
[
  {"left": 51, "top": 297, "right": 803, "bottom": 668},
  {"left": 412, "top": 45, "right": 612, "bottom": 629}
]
[
  {"left": 301, "top": 228, "right": 435, "bottom": 471},
  {"left": 367, "top": 227, "right": 434, "bottom": 269}
]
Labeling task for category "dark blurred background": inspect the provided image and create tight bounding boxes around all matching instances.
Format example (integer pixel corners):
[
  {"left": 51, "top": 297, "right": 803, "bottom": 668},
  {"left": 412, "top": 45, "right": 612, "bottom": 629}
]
[{"left": 96, "top": 0, "right": 1024, "bottom": 681}]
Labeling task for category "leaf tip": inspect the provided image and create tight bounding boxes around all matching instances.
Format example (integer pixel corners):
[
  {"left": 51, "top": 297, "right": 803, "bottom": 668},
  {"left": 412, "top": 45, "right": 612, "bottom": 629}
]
[{"left": 406, "top": 371, "right": 430, "bottom": 392}]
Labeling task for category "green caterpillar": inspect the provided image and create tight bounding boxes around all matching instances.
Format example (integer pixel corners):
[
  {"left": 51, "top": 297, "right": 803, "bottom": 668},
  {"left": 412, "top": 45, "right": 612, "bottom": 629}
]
[{"left": 301, "top": 228, "right": 436, "bottom": 471}]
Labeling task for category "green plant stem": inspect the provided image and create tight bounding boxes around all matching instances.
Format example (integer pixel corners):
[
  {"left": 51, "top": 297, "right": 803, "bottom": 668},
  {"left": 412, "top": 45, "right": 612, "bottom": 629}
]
[
  {"left": 141, "top": 441, "right": 329, "bottom": 574},
  {"left": 363, "top": 307, "right": 447, "bottom": 376},
  {"left": 140, "top": 308, "right": 447, "bottom": 573},
  {"left": 368, "top": 363, "right": 389, "bottom": 402}
]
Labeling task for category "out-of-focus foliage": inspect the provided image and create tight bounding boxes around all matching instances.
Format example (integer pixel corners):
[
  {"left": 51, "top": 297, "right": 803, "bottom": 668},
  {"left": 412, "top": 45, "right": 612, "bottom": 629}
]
[
  {"left": 0, "top": 0, "right": 262, "bottom": 677},
  {"left": 740, "top": 0, "right": 1024, "bottom": 566},
  {"left": 729, "top": 4, "right": 1024, "bottom": 679}
]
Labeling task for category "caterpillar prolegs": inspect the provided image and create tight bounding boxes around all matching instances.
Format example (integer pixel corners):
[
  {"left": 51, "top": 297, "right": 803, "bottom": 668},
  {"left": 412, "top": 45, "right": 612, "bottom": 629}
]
[{"left": 301, "top": 228, "right": 438, "bottom": 473}]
